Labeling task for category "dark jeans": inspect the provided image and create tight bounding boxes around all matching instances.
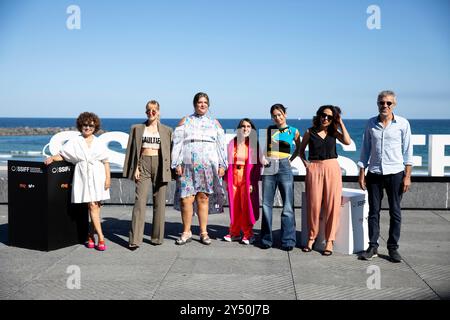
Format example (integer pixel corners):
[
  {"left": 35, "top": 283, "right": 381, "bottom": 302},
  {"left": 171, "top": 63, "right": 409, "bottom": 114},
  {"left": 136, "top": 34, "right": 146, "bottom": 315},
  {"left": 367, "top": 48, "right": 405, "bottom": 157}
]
[{"left": 366, "top": 171, "right": 404, "bottom": 250}]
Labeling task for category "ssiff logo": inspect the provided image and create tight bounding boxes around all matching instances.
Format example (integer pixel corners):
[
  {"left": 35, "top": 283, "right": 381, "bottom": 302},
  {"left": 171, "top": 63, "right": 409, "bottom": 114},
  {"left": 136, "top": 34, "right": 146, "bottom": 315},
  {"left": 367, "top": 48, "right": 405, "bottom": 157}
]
[{"left": 52, "top": 166, "right": 71, "bottom": 174}]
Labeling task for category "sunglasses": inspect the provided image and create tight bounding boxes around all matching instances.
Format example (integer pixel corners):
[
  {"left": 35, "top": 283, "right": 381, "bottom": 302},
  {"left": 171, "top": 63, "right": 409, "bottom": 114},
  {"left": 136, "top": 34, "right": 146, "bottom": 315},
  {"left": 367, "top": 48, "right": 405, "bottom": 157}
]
[
  {"left": 320, "top": 113, "right": 333, "bottom": 121},
  {"left": 146, "top": 109, "right": 157, "bottom": 115},
  {"left": 378, "top": 101, "right": 393, "bottom": 107},
  {"left": 82, "top": 123, "right": 95, "bottom": 128}
]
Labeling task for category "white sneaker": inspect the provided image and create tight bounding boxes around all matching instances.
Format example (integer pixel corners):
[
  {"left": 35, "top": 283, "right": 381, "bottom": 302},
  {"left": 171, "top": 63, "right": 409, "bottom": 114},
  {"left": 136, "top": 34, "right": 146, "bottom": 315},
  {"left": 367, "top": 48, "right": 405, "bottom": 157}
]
[
  {"left": 223, "top": 234, "right": 241, "bottom": 242},
  {"left": 241, "top": 236, "right": 254, "bottom": 245}
]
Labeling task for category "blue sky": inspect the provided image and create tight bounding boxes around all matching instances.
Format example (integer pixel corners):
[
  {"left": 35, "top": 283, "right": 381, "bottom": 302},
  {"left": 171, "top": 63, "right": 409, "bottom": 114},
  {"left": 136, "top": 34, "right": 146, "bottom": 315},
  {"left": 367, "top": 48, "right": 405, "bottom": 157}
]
[{"left": 0, "top": 0, "right": 449, "bottom": 119}]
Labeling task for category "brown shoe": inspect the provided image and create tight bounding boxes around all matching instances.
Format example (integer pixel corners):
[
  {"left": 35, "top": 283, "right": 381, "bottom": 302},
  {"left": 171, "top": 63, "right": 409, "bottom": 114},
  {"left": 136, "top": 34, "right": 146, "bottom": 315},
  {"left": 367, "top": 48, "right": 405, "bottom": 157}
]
[{"left": 128, "top": 244, "right": 139, "bottom": 251}]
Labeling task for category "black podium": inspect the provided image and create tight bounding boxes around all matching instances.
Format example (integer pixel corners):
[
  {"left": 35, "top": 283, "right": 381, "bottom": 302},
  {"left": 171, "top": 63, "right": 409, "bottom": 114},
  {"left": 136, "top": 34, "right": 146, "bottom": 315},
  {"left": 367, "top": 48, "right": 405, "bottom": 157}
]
[{"left": 8, "top": 160, "right": 89, "bottom": 251}]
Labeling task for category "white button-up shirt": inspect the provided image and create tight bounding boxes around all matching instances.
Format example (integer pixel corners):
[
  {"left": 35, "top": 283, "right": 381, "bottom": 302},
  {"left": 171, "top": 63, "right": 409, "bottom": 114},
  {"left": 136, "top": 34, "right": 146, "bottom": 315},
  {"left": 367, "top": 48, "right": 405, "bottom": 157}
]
[{"left": 358, "top": 114, "right": 413, "bottom": 175}]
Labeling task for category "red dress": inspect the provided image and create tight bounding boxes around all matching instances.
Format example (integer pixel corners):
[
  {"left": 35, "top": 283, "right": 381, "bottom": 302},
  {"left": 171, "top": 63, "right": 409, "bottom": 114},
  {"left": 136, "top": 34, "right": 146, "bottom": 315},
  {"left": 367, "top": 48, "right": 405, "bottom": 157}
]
[{"left": 225, "top": 138, "right": 262, "bottom": 238}]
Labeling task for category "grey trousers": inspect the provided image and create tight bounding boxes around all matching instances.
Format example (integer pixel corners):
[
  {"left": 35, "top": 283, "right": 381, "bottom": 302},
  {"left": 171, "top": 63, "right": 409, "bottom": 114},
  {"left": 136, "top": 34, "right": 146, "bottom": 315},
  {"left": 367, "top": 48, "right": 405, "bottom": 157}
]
[{"left": 129, "top": 155, "right": 167, "bottom": 246}]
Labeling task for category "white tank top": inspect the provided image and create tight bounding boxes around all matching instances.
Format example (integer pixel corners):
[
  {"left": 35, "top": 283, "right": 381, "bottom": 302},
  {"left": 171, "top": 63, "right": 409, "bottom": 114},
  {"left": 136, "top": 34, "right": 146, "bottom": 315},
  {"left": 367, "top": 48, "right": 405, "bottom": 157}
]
[{"left": 142, "top": 129, "right": 161, "bottom": 149}]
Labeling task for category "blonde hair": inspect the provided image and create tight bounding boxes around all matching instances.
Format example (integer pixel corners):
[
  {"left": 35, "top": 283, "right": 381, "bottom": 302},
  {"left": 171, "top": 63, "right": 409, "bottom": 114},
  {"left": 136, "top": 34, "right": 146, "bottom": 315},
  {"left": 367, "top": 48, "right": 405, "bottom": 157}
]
[{"left": 146, "top": 100, "right": 160, "bottom": 121}]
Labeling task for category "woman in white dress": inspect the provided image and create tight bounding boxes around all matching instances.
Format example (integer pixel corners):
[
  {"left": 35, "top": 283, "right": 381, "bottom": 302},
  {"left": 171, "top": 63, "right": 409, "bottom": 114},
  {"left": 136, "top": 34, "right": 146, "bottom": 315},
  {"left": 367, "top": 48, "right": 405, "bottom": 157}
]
[{"left": 44, "top": 112, "right": 110, "bottom": 251}]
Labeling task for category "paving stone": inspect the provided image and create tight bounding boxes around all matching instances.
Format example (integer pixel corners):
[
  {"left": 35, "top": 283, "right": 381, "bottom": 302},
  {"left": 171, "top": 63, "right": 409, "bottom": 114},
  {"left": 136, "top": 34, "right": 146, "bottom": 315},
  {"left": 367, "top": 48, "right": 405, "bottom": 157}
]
[{"left": 0, "top": 205, "right": 448, "bottom": 300}]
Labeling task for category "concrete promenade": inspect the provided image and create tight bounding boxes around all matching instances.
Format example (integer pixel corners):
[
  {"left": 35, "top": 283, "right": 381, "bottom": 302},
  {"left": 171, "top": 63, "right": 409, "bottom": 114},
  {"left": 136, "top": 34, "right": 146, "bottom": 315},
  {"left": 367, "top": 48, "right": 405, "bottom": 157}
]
[{"left": 0, "top": 204, "right": 449, "bottom": 300}]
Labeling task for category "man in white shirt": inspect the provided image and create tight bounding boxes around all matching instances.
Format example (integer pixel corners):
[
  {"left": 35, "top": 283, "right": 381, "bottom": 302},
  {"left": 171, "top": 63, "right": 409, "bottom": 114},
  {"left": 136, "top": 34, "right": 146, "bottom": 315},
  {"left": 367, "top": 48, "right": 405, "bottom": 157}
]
[{"left": 358, "top": 90, "right": 413, "bottom": 263}]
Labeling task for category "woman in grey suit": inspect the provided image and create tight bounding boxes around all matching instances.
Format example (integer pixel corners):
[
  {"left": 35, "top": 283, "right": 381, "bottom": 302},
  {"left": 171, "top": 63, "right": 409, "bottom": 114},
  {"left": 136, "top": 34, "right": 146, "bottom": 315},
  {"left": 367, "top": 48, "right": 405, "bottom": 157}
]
[{"left": 123, "top": 100, "right": 173, "bottom": 250}]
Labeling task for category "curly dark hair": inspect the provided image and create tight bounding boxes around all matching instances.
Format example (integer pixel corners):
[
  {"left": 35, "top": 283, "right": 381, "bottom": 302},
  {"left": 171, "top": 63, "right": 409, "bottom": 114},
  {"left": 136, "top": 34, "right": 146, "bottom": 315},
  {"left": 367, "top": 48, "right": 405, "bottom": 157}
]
[
  {"left": 311, "top": 105, "right": 341, "bottom": 137},
  {"left": 76, "top": 112, "right": 101, "bottom": 134}
]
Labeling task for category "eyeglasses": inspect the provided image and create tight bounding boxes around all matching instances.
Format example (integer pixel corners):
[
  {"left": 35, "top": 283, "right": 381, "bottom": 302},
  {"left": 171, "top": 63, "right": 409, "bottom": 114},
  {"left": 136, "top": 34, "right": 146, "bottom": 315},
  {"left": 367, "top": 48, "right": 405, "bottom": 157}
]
[
  {"left": 378, "top": 101, "right": 393, "bottom": 107},
  {"left": 82, "top": 124, "right": 95, "bottom": 128},
  {"left": 320, "top": 113, "right": 333, "bottom": 121},
  {"left": 146, "top": 109, "right": 157, "bottom": 115}
]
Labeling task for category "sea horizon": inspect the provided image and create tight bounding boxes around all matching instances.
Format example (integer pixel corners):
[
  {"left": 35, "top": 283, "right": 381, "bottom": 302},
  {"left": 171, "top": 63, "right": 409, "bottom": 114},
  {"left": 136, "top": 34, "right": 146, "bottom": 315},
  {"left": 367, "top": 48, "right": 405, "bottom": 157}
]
[
  {"left": 1, "top": 118, "right": 450, "bottom": 176},
  {"left": 1, "top": 116, "right": 450, "bottom": 120}
]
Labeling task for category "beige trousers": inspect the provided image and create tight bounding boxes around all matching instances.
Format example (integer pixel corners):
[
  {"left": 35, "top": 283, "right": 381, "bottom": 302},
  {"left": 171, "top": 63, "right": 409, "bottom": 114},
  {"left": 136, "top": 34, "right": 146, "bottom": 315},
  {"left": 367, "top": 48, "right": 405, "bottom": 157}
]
[
  {"left": 305, "top": 159, "right": 342, "bottom": 241},
  {"left": 129, "top": 155, "right": 167, "bottom": 245}
]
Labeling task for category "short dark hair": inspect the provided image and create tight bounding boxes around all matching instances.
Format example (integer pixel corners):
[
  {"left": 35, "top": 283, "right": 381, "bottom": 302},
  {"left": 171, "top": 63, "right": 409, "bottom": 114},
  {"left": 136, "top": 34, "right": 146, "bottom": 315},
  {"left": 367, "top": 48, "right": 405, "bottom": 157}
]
[
  {"left": 270, "top": 103, "right": 286, "bottom": 115},
  {"left": 312, "top": 105, "right": 341, "bottom": 137},
  {"left": 76, "top": 112, "right": 101, "bottom": 134},
  {"left": 193, "top": 92, "right": 209, "bottom": 106}
]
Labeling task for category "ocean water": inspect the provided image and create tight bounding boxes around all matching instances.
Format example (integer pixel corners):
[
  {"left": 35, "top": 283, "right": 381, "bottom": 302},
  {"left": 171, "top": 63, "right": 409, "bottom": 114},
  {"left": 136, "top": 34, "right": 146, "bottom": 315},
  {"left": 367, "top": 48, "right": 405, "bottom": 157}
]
[{"left": 1, "top": 117, "right": 449, "bottom": 175}]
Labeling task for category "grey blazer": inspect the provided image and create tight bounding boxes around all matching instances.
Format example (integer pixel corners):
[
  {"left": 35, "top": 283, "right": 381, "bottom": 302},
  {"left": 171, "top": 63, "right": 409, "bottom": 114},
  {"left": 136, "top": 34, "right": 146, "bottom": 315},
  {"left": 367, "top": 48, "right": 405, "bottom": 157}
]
[{"left": 123, "top": 122, "right": 173, "bottom": 183}]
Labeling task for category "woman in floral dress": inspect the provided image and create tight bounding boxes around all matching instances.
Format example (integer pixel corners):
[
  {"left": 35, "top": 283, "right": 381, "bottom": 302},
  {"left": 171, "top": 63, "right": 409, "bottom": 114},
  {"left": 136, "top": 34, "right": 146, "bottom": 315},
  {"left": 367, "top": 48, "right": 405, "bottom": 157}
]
[{"left": 171, "top": 92, "right": 227, "bottom": 245}]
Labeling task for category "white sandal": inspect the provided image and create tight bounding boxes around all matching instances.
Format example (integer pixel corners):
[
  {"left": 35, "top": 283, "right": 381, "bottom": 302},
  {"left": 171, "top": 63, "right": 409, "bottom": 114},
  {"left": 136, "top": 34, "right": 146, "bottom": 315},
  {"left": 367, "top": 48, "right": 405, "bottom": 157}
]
[
  {"left": 175, "top": 231, "right": 192, "bottom": 245},
  {"left": 200, "top": 232, "right": 211, "bottom": 245}
]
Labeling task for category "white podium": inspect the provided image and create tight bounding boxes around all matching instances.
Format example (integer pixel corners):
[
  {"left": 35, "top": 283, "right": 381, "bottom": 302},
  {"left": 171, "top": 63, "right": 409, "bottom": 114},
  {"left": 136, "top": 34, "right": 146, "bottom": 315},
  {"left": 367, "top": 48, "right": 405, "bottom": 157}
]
[{"left": 301, "top": 188, "right": 369, "bottom": 254}]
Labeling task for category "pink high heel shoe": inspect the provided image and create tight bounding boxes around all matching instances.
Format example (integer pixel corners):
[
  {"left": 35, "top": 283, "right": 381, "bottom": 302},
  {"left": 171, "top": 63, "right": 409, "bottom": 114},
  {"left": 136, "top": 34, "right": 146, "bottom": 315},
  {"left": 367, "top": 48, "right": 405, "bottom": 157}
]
[
  {"left": 85, "top": 235, "right": 95, "bottom": 249},
  {"left": 96, "top": 240, "right": 107, "bottom": 251}
]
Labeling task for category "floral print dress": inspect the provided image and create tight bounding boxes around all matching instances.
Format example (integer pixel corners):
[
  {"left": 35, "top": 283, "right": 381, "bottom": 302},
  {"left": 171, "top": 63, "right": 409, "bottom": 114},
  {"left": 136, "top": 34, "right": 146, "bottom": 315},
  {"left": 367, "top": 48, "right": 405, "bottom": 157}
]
[{"left": 171, "top": 113, "right": 227, "bottom": 213}]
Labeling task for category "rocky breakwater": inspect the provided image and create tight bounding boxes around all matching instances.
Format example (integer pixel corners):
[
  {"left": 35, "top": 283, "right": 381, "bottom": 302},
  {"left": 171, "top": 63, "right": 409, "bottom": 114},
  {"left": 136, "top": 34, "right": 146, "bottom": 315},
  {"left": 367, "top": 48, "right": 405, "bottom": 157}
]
[{"left": 0, "top": 127, "right": 105, "bottom": 136}]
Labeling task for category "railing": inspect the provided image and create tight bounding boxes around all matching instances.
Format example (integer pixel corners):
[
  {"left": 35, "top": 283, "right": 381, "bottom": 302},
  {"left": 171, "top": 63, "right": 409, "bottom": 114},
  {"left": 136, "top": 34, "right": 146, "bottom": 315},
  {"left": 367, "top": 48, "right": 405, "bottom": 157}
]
[{"left": 43, "top": 131, "right": 450, "bottom": 177}]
